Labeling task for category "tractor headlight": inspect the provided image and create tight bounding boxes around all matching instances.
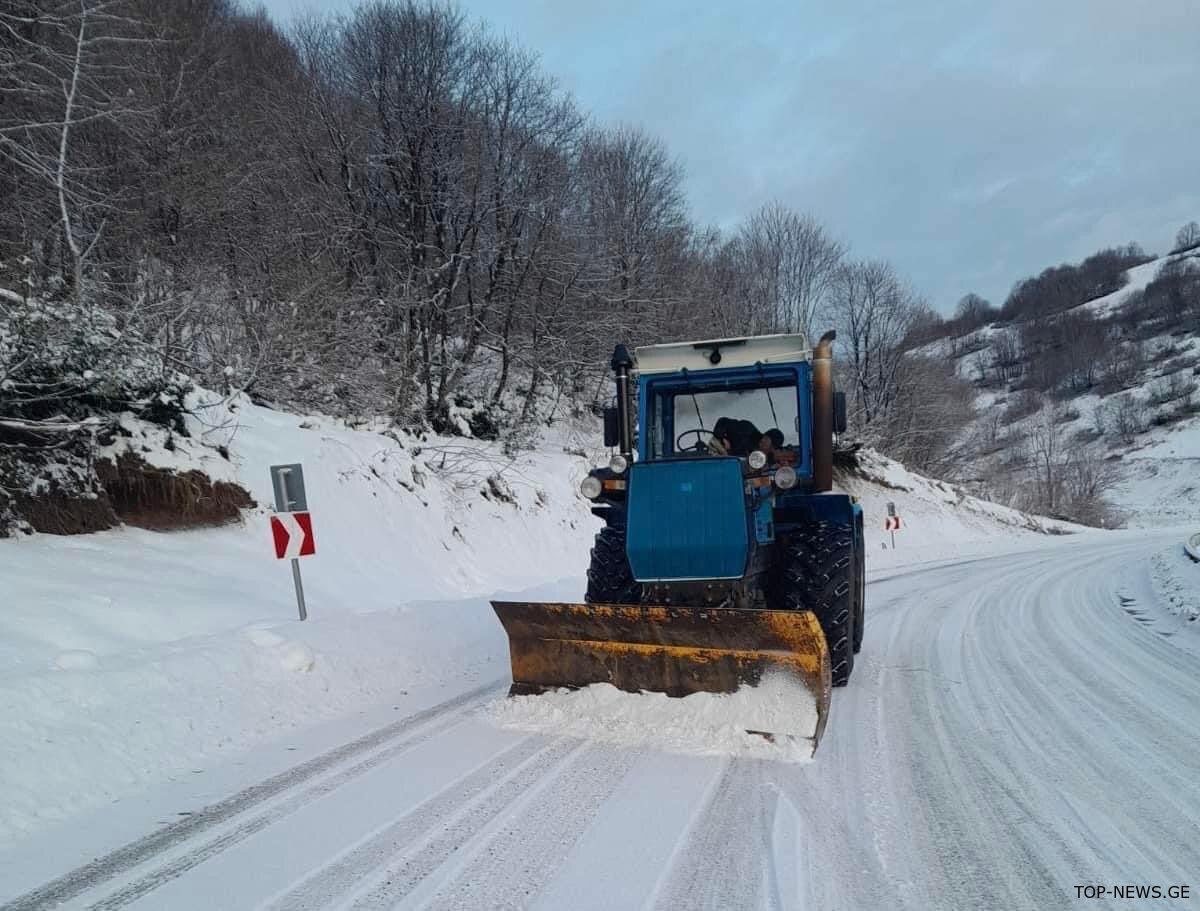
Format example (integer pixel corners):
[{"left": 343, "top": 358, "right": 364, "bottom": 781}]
[
  {"left": 773, "top": 466, "right": 798, "bottom": 490},
  {"left": 608, "top": 454, "right": 629, "bottom": 474},
  {"left": 580, "top": 476, "right": 603, "bottom": 499},
  {"left": 747, "top": 450, "right": 767, "bottom": 470}
]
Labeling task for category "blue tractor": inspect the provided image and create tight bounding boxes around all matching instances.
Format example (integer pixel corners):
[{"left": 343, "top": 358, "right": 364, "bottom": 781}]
[{"left": 493, "top": 331, "right": 864, "bottom": 751}]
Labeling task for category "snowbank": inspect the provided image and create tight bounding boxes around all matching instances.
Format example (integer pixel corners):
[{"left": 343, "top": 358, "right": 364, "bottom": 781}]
[
  {"left": 1151, "top": 541, "right": 1200, "bottom": 625},
  {"left": 0, "top": 593, "right": 501, "bottom": 842}
]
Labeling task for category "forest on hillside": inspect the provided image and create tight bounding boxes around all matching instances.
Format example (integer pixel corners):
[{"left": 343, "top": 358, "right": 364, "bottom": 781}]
[{"left": 903, "top": 223, "right": 1200, "bottom": 526}]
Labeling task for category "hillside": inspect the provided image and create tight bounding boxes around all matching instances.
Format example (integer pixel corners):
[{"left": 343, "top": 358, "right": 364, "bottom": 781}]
[
  {"left": 0, "top": 396, "right": 1082, "bottom": 849},
  {"left": 914, "top": 246, "right": 1200, "bottom": 527}
]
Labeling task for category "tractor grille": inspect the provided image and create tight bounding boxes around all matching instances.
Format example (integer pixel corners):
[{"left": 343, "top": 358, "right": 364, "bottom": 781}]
[{"left": 625, "top": 458, "right": 749, "bottom": 581}]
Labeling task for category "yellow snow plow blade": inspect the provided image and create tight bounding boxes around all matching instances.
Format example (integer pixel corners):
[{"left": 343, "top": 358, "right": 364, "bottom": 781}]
[{"left": 490, "top": 601, "right": 831, "bottom": 751}]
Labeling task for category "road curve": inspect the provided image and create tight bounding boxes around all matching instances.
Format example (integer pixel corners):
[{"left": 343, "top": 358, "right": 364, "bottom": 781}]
[{"left": 2, "top": 531, "right": 1195, "bottom": 911}]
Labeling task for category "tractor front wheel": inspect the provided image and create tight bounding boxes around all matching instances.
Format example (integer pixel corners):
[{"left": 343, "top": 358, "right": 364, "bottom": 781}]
[{"left": 585, "top": 521, "right": 642, "bottom": 604}]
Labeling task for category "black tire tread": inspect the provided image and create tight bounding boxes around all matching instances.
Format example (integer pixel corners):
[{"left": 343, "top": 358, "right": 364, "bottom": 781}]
[
  {"left": 585, "top": 522, "right": 642, "bottom": 604},
  {"left": 776, "top": 521, "right": 856, "bottom": 685},
  {"left": 852, "top": 525, "right": 865, "bottom": 654}
]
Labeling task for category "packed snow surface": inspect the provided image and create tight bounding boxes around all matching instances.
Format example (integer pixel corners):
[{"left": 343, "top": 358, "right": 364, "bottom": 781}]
[
  {"left": 486, "top": 673, "right": 819, "bottom": 762},
  {"left": 3, "top": 527, "right": 1196, "bottom": 911}
]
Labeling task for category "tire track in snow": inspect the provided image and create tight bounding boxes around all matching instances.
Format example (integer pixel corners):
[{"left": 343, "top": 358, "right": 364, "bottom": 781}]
[
  {"left": 349, "top": 743, "right": 641, "bottom": 911},
  {"left": 2, "top": 681, "right": 502, "bottom": 911},
  {"left": 258, "top": 735, "right": 569, "bottom": 911},
  {"left": 85, "top": 709, "right": 478, "bottom": 911},
  {"left": 764, "top": 782, "right": 801, "bottom": 911},
  {"left": 895, "top": 556, "right": 1078, "bottom": 910},
  {"left": 962, "top": 548, "right": 1200, "bottom": 887},
  {"left": 857, "top": 538, "right": 1200, "bottom": 909},
  {"left": 651, "top": 761, "right": 778, "bottom": 911}
]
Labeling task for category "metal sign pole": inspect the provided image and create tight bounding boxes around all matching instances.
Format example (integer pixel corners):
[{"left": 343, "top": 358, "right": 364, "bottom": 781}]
[
  {"left": 275, "top": 466, "right": 307, "bottom": 622},
  {"left": 291, "top": 558, "right": 307, "bottom": 621}
]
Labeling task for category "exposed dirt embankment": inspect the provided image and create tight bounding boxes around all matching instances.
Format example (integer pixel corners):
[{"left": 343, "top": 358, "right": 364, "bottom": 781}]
[{"left": 16, "top": 452, "right": 253, "bottom": 535}]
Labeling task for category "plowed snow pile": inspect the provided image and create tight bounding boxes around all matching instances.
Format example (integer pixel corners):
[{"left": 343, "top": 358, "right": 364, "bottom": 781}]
[{"left": 484, "top": 674, "right": 818, "bottom": 762}]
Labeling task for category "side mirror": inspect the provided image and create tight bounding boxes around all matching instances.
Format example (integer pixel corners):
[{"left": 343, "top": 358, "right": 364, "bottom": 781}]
[
  {"left": 833, "top": 391, "right": 847, "bottom": 434},
  {"left": 603, "top": 406, "right": 620, "bottom": 447}
]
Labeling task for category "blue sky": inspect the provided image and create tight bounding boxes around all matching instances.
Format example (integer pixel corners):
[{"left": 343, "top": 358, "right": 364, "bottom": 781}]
[{"left": 261, "top": 0, "right": 1199, "bottom": 312}]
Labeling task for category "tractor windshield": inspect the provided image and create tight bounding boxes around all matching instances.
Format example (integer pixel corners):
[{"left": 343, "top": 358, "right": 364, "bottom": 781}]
[{"left": 651, "top": 380, "right": 800, "bottom": 458}]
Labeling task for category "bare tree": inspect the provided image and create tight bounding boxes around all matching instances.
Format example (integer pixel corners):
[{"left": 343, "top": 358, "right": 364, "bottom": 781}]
[
  {"left": 0, "top": 1, "right": 153, "bottom": 302},
  {"left": 951, "top": 293, "right": 996, "bottom": 332},
  {"left": 735, "top": 203, "right": 843, "bottom": 341},
  {"left": 1020, "top": 405, "right": 1121, "bottom": 524},
  {"left": 1097, "top": 340, "right": 1145, "bottom": 393},
  {"left": 1173, "top": 220, "right": 1200, "bottom": 253},
  {"left": 1024, "top": 406, "right": 1066, "bottom": 513},
  {"left": 576, "top": 124, "right": 689, "bottom": 317},
  {"left": 1097, "top": 394, "right": 1149, "bottom": 444},
  {"left": 870, "top": 354, "right": 976, "bottom": 474},
  {"left": 1059, "top": 454, "right": 1121, "bottom": 527},
  {"left": 989, "top": 328, "right": 1022, "bottom": 383},
  {"left": 826, "top": 260, "right": 920, "bottom": 427}
]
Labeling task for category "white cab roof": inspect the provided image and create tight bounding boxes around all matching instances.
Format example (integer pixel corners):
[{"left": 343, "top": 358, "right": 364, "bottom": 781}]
[{"left": 633, "top": 334, "right": 811, "bottom": 375}]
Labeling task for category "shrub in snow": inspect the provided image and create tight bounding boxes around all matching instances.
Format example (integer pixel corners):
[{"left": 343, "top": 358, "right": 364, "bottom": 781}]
[
  {"left": 484, "top": 474, "right": 517, "bottom": 504},
  {"left": 1104, "top": 394, "right": 1150, "bottom": 444},
  {"left": 1147, "top": 373, "right": 1198, "bottom": 407},
  {"left": 1001, "top": 389, "right": 1043, "bottom": 425}
]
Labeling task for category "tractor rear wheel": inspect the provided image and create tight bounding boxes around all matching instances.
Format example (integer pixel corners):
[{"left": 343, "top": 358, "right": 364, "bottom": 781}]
[
  {"left": 777, "top": 522, "right": 855, "bottom": 685},
  {"left": 585, "top": 521, "right": 642, "bottom": 604},
  {"left": 852, "top": 525, "right": 865, "bottom": 654}
]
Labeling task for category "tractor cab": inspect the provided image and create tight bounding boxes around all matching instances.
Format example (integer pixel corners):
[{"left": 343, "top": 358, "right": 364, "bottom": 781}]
[
  {"left": 634, "top": 335, "right": 813, "bottom": 477},
  {"left": 600, "top": 333, "right": 845, "bottom": 486}
]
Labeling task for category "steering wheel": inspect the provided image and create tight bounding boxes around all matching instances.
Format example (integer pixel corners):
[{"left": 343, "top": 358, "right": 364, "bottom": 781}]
[{"left": 676, "top": 428, "right": 717, "bottom": 453}]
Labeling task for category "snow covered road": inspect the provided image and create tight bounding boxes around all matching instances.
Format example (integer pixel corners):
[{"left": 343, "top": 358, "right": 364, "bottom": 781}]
[{"left": 3, "top": 531, "right": 1197, "bottom": 910}]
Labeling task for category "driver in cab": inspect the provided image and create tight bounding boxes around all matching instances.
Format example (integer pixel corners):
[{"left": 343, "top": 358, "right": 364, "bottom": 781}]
[
  {"left": 708, "top": 420, "right": 798, "bottom": 467},
  {"left": 708, "top": 418, "right": 762, "bottom": 457}
]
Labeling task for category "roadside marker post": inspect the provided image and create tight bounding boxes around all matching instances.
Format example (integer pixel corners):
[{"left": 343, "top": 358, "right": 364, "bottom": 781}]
[
  {"left": 885, "top": 502, "right": 902, "bottom": 548},
  {"left": 270, "top": 464, "right": 315, "bottom": 621}
]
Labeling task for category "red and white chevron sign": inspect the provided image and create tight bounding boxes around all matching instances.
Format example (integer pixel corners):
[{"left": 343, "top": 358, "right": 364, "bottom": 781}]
[
  {"left": 884, "top": 515, "right": 902, "bottom": 531},
  {"left": 270, "top": 511, "right": 316, "bottom": 559}
]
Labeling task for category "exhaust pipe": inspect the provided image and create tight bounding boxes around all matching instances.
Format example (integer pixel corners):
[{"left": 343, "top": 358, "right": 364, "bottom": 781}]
[
  {"left": 611, "top": 344, "right": 635, "bottom": 461},
  {"left": 812, "top": 330, "right": 836, "bottom": 492}
]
